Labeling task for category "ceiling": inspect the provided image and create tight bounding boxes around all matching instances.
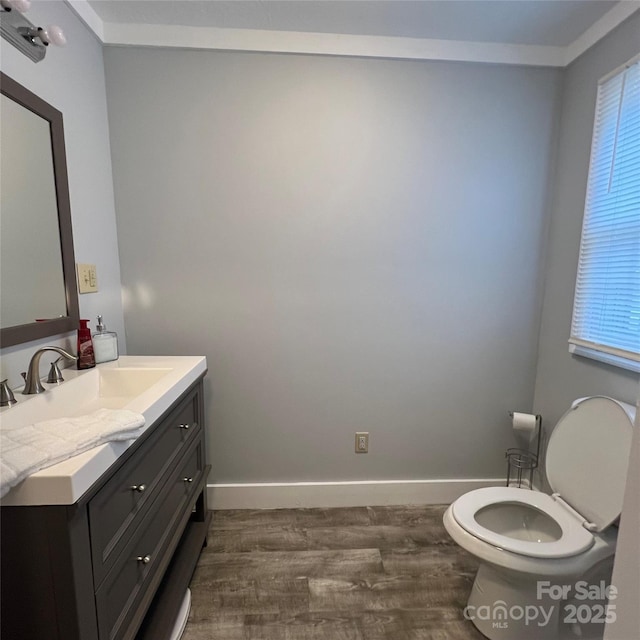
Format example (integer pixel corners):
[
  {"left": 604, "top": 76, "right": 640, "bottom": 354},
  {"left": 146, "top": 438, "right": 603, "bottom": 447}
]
[
  {"left": 76, "top": 0, "right": 640, "bottom": 67},
  {"left": 87, "top": 0, "right": 623, "bottom": 46}
]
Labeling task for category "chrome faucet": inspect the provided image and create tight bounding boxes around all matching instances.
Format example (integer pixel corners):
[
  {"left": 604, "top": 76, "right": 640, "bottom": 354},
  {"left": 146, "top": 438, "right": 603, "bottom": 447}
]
[{"left": 22, "top": 346, "right": 78, "bottom": 395}]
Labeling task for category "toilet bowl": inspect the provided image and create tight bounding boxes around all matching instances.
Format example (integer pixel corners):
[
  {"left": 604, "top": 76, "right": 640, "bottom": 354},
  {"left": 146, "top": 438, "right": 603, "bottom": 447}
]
[{"left": 444, "top": 396, "right": 635, "bottom": 640}]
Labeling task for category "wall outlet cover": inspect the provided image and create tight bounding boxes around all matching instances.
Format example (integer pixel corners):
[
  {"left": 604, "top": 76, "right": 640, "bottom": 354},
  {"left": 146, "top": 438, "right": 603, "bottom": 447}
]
[{"left": 355, "top": 432, "right": 369, "bottom": 453}]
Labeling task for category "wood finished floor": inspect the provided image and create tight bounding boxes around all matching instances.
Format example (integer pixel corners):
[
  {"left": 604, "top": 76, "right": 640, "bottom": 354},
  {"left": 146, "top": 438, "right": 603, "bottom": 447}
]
[{"left": 183, "top": 505, "right": 485, "bottom": 640}]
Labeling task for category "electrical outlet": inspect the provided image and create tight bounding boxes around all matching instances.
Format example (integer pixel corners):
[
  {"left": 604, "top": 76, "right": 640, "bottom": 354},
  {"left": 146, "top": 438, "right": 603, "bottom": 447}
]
[
  {"left": 77, "top": 263, "right": 98, "bottom": 293},
  {"left": 355, "top": 432, "right": 369, "bottom": 453}
]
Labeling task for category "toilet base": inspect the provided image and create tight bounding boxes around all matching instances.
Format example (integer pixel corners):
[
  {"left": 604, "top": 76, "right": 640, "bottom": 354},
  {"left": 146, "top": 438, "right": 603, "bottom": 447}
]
[{"left": 465, "top": 563, "right": 612, "bottom": 640}]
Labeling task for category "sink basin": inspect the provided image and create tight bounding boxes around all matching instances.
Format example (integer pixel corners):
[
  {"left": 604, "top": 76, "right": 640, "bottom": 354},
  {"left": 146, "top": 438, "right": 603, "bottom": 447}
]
[
  {"left": 0, "top": 355, "right": 207, "bottom": 506},
  {"left": 98, "top": 367, "right": 172, "bottom": 399},
  {"left": 1, "top": 365, "right": 172, "bottom": 429}
]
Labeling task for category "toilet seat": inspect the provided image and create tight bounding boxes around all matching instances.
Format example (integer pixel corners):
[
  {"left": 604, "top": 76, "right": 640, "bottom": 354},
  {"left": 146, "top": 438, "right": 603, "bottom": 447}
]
[
  {"left": 545, "top": 396, "right": 634, "bottom": 531},
  {"left": 452, "top": 487, "right": 595, "bottom": 558}
]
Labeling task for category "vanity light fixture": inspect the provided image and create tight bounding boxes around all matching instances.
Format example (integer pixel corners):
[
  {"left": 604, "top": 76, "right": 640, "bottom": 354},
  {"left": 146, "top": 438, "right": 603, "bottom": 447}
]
[
  {"left": 0, "top": 0, "right": 65, "bottom": 63},
  {"left": 1, "top": 0, "right": 32, "bottom": 13}
]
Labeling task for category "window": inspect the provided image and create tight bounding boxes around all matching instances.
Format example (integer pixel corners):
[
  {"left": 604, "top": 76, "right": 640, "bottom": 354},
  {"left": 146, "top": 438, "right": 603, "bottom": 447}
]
[{"left": 569, "top": 55, "right": 640, "bottom": 372}]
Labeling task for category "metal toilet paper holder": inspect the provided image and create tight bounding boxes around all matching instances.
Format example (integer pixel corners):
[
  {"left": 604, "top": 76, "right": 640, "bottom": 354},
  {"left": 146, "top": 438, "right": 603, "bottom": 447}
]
[{"left": 505, "top": 413, "right": 542, "bottom": 489}]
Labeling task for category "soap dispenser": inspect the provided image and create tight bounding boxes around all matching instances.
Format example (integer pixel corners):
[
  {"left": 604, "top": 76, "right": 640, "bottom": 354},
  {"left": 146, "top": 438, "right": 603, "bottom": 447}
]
[
  {"left": 93, "top": 315, "right": 119, "bottom": 364},
  {"left": 77, "top": 319, "right": 96, "bottom": 369}
]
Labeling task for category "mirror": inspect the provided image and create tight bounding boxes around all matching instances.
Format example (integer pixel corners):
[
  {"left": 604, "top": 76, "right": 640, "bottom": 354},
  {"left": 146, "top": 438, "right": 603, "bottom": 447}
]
[{"left": 0, "top": 72, "right": 79, "bottom": 347}]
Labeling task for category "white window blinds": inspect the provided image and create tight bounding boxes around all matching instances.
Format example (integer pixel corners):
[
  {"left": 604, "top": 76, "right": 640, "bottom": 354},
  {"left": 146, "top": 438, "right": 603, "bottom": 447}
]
[{"left": 569, "top": 56, "right": 640, "bottom": 372}]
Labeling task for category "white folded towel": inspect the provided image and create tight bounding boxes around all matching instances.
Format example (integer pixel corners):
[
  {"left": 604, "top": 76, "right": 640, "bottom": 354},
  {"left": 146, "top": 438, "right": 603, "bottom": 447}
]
[{"left": 1, "top": 408, "right": 145, "bottom": 499}]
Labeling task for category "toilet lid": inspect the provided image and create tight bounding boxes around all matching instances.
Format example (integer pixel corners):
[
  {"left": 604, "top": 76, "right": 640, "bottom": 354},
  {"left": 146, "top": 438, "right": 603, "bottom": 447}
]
[
  {"left": 546, "top": 396, "right": 634, "bottom": 532},
  {"left": 452, "top": 487, "right": 594, "bottom": 558}
]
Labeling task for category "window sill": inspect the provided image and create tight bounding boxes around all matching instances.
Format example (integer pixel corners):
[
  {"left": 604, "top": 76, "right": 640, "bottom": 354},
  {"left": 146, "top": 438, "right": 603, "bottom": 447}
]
[{"left": 569, "top": 343, "right": 640, "bottom": 374}]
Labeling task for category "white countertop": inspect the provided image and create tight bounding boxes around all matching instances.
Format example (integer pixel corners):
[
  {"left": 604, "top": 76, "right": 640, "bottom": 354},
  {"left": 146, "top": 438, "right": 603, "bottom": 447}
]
[{"left": 0, "top": 355, "right": 207, "bottom": 506}]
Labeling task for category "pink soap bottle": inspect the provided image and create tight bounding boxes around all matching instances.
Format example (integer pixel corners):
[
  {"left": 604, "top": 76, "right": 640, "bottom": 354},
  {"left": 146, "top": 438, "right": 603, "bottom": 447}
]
[{"left": 77, "top": 319, "right": 96, "bottom": 369}]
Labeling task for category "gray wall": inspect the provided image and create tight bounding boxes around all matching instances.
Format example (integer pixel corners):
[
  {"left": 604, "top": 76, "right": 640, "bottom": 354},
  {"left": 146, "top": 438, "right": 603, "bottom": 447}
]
[
  {"left": 533, "top": 12, "right": 640, "bottom": 426},
  {"left": 605, "top": 397, "right": 640, "bottom": 640},
  {"left": 105, "top": 48, "right": 560, "bottom": 483},
  {"left": 529, "top": 14, "right": 640, "bottom": 639},
  {"left": 0, "top": 0, "right": 125, "bottom": 387}
]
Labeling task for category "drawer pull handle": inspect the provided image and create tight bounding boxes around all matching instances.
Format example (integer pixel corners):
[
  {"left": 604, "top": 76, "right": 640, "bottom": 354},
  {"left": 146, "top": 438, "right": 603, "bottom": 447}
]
[
  {"left": 137, "top": 555, "right": 151, "bottom": 565},
  {"left": 130, "top": 484, "right": 146, "bottom": 493},
  {"left": 179, "top": 423, "right": 190, "bottom": 430},
  {"left": 183, "top": 477, "right": 194, "bottom": 483}
]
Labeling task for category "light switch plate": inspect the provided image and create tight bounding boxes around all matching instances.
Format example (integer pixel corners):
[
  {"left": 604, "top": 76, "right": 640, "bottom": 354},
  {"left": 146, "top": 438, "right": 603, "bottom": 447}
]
[{"left": 77, "top": 263, "right": 98, "bottom": 293}]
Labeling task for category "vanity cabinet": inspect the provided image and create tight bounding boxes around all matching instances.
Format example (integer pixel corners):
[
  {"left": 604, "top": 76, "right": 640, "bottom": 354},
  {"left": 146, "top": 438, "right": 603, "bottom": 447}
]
[{"left": 0, "top": 376, "right": 211, "bottom": 640}]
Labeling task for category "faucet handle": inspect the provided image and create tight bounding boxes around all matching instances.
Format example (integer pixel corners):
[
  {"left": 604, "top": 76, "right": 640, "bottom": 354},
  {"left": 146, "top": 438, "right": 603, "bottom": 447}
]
[
  {"left": 47, "top": 357, "right": 65, "bottom": 384},
  {"left": 0, "top": 379, "right": 17, "bottom": 407}
]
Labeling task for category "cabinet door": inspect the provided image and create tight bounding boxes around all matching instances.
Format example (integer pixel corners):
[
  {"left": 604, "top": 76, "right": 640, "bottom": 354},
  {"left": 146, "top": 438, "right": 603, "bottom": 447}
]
[
  {"left": 90, "top": 387, "right": 200, "bottom": 587},
  {"left": 95, "top": 439, "right": 205, "bottom": 640}
]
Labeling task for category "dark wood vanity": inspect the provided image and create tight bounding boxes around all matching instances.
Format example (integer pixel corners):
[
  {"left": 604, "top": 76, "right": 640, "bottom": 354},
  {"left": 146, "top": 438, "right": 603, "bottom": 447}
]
[{"left": 0, "top": 375, "right": 211, "bottom": 640}]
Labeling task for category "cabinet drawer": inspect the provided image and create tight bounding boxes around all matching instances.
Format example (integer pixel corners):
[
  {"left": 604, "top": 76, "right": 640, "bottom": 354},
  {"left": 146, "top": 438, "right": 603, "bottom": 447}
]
[
  {"left": 95, "top": 440, "right": 204, "bottom": 640},
  {"left": 89, "top": 388, "right": 200, "bottom": 588}
]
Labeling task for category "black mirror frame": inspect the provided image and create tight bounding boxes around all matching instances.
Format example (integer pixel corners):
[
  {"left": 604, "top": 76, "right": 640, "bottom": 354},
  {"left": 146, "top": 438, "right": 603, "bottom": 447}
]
[{"left": 0, "top": 72, "right": 79, "bottom": 348}]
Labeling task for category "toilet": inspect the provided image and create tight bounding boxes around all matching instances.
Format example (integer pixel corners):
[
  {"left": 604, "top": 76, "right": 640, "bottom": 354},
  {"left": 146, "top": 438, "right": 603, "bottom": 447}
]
[{"left": 444, "top": 396, "right": 635, "bottom": 640}]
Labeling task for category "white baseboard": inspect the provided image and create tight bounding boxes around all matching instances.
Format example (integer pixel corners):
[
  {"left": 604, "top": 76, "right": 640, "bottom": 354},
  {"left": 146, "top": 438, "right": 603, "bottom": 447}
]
[{"left": 207, "top": 478, "right": 504, "bottom": 510}]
